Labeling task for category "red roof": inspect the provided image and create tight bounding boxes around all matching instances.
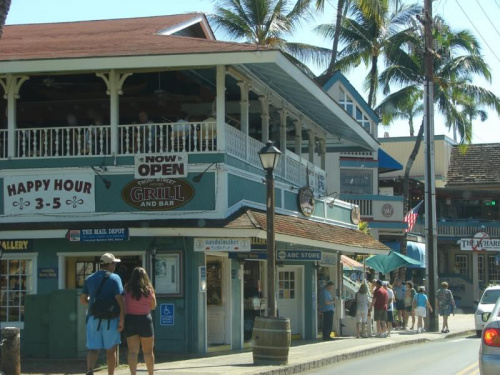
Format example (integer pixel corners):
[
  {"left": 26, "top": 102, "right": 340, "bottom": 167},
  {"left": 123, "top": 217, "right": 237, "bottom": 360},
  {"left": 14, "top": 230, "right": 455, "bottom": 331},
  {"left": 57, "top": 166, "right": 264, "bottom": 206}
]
[{"left": 0, "top": 14, "right": 266, "bottom": 61}]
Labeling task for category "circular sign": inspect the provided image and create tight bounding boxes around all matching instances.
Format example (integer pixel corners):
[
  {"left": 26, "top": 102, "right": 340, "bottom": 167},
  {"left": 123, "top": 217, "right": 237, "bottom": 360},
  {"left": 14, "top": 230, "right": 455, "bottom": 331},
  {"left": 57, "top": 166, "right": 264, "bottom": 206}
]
[
  {"left": 351, "top": 206, "right": 360, "bottom": 225},
  {"left": 298, "top": 186, "right": 315, "bottom": 217},
  {"left": 381, "top": 203, "right": 394, "bottom": 218},
  {"left": 121, "top": 178, "right": 194, "bottom": 211}
]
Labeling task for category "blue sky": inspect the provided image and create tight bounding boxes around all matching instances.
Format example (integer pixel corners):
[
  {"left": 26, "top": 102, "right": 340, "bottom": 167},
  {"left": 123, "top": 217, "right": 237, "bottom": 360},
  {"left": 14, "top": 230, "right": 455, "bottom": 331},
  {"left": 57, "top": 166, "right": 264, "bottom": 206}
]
[{"left": 5, "top": 0, "right": 500, "bottom": 144}]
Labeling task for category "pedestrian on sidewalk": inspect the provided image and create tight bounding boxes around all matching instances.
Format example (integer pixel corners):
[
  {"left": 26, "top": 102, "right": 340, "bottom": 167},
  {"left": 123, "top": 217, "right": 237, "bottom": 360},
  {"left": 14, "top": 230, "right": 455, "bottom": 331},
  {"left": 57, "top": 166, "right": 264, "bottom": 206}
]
[
  {"left": 404, "top": 281, "right": 416, "bottom": 330},
  {"left": 80, "top": 253, "right": 125, "bottom": 375},
  {"left": 369, "top": 280, "right": 388, "bottom": 337},
  {"left": 413, "top": 286, "right": 433, "bottom": 333},
  {"left": 319, "top": 280, "right": 336, "bottom": 341},
  {"left": 124, "top": 267, "right": 157, "bottom": 375},
  {"left": 436, "top": 281, "right": 455, "bottom": 333},
  {"left": 355, "top": 282, "right": 371, "bottom": 338},
  {"left": 383, "top": 282, "right": 394, "bottom": 337},
  {"left": 392, "top": 278, "right": 406, "bottom": 329}
]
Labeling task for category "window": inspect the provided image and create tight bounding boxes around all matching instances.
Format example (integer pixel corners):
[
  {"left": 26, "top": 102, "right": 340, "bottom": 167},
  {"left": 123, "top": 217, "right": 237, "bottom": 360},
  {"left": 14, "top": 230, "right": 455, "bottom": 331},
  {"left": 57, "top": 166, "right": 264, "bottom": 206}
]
[
  {"left": 75, "top": 261, "right": 95, "bottom": 288},
  {"left": 340, "top": 169, "right": 373, "bottom": 194},
  {"left": 278, "top": 271, "right": 295, "bottom": 299},
  {"left": 488, "top": 255, "right": 500, "bottom": 283},
  {"left": 478, "top": 255, "right": 484, "bottom": 282},
  {"left": 355, "top": 107, "right": 371, "bottom": 132},
  {"left": 455, "top": 254, "right": 468, "bottom": 277},
  {"left": 0, "top": 254, "right": 37, "bottom": 327},
  {"left": 339, "top": 89, "right": 354, "bottom": 117}
]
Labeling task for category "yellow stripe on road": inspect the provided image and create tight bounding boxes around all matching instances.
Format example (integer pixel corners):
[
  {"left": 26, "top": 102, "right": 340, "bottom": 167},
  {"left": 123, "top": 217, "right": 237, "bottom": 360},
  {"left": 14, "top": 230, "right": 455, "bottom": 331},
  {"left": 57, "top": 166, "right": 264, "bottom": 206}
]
[{"left": 454, "top": 361, "right": 479, "bottom": 375}]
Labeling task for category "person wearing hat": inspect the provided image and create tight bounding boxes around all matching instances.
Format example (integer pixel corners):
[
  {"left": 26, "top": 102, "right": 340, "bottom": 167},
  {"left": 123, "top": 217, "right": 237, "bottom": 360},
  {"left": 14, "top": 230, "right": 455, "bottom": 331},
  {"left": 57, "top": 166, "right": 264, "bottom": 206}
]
[
  {"left": 80, "top": 253, "right": 125, "bottom": 375},
  {"left": 369, "top": 280, "right": 388, "bottom": 337},
  {"left": 319, "top": 280, "right": 336, "bottom": 340},
  {"left": 412, "top": 285, "right": 433, "bottom": 333}
]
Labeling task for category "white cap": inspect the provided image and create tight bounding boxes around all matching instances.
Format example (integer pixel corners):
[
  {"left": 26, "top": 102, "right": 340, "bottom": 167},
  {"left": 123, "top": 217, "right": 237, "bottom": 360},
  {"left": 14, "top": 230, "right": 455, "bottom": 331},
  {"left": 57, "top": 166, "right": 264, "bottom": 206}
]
[
  {"left": 382, "top": 281, "right": 388, "bottom": 286},
  {"left": 100, "top": 253, "right": 121, "bottom": 264}
]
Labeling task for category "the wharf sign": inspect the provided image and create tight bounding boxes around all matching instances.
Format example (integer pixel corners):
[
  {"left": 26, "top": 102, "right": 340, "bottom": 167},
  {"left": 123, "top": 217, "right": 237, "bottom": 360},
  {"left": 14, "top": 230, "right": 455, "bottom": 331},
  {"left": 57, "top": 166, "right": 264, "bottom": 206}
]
[{"left": 460, "top": 231, "right": 500, "bottom": 251}]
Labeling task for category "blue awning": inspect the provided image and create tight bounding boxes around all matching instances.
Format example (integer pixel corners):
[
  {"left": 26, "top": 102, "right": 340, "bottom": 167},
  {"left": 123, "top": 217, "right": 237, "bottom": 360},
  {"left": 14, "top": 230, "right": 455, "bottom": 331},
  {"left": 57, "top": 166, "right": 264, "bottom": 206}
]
[
  {"left": 382, "top": 241, "right": 426, "bottom": 269},
  {"left": 378, "top": 149, "right": 403, "bottom": 174}
]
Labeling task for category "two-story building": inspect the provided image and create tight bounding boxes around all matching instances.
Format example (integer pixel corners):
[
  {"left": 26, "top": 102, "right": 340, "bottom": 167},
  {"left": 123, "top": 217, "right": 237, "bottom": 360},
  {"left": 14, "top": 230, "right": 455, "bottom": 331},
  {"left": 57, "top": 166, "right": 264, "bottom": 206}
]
[{"left": 0, "top": 14, "right": 390, "bottom": 358}]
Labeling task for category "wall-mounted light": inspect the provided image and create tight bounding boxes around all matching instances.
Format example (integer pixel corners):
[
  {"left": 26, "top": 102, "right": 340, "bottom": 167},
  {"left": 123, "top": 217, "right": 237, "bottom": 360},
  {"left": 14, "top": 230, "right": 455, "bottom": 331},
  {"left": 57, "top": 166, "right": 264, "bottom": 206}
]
[
  {"left": 193, "top": 162, "right": 217, "bottom": 183},
  {"left": 91, "top": 166, "right": 111, "bottom": 189}
]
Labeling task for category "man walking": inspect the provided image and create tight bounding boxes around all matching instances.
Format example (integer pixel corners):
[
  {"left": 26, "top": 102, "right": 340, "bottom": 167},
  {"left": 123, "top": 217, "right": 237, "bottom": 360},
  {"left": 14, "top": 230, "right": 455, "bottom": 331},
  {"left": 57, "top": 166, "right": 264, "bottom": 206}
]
[
  {"left": 319, "top": 281, "right": 336, "bottom": 341},
  {"left": 80, "top": 253, "right": 125, "bottom": 375},
  {"left": 369, "top": 280, "right": 388, "bottom": 337}
]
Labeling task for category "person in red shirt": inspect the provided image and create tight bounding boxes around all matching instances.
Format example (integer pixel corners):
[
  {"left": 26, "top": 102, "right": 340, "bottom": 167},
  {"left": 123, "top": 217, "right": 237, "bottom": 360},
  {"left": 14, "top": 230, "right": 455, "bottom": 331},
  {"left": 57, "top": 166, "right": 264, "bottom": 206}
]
[
  {"left": 124, "top": 267, "right": 157, "bottom": 375},
  {"left": 369, "top": 280, "right": 388, "bottom": 337}
]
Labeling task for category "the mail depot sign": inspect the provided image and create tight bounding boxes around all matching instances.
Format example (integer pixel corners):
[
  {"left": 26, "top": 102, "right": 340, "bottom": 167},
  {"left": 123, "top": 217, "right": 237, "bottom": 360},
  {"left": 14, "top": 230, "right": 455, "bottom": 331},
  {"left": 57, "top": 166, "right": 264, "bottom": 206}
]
[
  {"left": 135, "top": 154, "right": 187, "bottom": 179},
  {"left": 194, "top": 238, "right": 251, "bottom": 252}
]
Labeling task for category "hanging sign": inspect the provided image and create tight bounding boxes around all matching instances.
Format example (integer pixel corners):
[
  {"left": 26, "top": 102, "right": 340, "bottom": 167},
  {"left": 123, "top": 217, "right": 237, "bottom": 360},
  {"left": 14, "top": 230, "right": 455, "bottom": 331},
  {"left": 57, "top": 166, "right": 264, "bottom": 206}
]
[
  {"left": 122, "top": 178, "right": 194, "bottom": 210},
  {"left": 135, "top": 154, "right": 187, "bottom": 179},
  {"left": 66, "top": 228, "right": 129, "bottom": 242}
]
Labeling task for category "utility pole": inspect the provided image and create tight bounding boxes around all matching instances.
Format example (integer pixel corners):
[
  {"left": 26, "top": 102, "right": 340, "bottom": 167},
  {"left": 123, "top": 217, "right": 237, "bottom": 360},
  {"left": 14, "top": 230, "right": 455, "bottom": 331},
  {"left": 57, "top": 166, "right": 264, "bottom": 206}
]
[{"left": 422, "top": 0, "right": 439, "bottom": 332}]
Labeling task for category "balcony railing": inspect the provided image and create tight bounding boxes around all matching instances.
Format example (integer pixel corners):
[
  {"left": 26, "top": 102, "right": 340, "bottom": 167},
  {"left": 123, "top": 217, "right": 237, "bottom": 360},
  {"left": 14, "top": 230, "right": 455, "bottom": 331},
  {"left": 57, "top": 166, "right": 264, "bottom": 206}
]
[
  {"left": 412, "top": 220, "right": 500, "bottom": 238},
  {"left": 339, "top": 193, "right": 404, "bottom": 222},
  {"left": 1, "top": 122, "right": 326, "bottom": 194}
]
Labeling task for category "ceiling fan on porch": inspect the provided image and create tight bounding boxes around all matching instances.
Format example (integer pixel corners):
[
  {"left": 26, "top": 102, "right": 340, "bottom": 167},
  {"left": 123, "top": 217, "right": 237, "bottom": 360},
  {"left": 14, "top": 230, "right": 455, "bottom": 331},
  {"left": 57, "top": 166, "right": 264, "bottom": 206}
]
[{"left": 40, "top": 76, "right": 75, "bottom": 89}]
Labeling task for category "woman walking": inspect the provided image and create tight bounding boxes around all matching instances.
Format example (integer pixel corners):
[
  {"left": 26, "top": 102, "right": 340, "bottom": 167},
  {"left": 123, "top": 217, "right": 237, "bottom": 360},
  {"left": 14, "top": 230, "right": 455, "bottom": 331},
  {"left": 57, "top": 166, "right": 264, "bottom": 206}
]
[
  {"left": 124, "top": 267, "right": 157, "bottom": 375},
  {"left": 403, "top": 281, "right": 416, "bottom": 330},
  {"left": 413, "top": 286, "right": 433, "bottom": 333},
  {"left": 436, "top": 281, "right": 455, "bottom": 333},
  {"left": 355, "top": 283, "right": 371, "bottom": 338}
]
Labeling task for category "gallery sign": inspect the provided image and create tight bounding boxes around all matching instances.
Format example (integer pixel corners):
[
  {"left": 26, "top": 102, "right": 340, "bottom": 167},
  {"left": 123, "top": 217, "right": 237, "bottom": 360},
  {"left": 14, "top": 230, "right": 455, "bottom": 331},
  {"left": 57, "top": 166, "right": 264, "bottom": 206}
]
[
  {"left": 194, "top": 238, "right": 251, "bottom": 252},
  {"left": 0, "top": 240, "right": 32, "bottom": 251},
  {"left": 135, "top": 154, "right": 187, "bottom": 179},
  {"left": 4, "top": 175, "right": 95, "bottom": 215},
  {"left": 122, "top": 178, "right": 194, "bottom": 210}
]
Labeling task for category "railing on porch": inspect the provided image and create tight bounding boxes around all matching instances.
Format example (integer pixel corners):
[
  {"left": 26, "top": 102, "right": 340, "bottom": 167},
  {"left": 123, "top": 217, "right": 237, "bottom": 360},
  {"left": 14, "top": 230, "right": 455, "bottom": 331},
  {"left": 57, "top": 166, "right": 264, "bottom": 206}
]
[{"left": 4, "top": 122, "right": 326, "bottom": 193}]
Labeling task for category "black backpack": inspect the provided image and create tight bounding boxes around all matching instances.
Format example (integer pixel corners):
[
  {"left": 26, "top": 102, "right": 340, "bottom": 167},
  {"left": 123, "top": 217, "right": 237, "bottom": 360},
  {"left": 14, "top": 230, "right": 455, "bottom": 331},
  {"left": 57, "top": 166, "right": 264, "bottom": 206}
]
[{"left": 90, "top": 271, "right": 120, "bottom": 330}]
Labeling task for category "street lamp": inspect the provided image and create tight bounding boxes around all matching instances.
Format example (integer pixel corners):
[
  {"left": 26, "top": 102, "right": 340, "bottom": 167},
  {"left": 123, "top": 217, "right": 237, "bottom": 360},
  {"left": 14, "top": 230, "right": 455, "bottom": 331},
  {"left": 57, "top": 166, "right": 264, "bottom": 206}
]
[{"left": 258, "top": 141, "right": 281, "bottom": 318}]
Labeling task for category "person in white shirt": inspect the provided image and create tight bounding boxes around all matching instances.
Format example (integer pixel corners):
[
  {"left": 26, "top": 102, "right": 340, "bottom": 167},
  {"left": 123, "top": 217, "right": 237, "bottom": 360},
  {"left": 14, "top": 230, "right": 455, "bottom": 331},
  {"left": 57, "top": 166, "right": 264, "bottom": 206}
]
[{"left": 383, "top": 281, "right": 395, "bottom": 337}]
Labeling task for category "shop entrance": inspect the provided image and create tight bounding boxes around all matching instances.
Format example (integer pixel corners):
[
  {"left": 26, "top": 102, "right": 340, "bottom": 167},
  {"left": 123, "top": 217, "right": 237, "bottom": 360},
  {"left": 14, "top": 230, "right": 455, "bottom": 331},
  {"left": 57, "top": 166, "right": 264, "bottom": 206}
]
[
  {"left": 277, "top": 265, "right": 304, "bottom": 337},
  {"left": 243, "top": 260, "right": 265, "bottom": 341},
  {"left": 206, "top": 254, "right": 231, "bottom": 345}
]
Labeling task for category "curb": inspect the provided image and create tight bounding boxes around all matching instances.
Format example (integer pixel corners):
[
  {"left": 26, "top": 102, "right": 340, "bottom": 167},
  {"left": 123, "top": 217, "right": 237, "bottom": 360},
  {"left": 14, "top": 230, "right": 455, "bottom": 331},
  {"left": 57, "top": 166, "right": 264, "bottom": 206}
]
[{"left": 252, "top": 330, "right": 474, "bottom": 375}]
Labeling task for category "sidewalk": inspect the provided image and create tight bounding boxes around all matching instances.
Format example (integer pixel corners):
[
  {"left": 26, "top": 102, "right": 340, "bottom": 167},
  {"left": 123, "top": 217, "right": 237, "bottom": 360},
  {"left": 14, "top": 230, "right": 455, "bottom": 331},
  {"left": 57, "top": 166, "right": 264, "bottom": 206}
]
[{"left": 98, "top": 312, "right": 476, "bottom": 375}]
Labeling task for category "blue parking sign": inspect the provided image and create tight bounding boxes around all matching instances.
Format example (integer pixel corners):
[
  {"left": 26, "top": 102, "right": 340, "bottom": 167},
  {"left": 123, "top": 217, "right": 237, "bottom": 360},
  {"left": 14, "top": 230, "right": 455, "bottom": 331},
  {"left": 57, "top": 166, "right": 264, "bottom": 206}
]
[{"left": 160, "top": 303, "right": 174, "bottom": 326}]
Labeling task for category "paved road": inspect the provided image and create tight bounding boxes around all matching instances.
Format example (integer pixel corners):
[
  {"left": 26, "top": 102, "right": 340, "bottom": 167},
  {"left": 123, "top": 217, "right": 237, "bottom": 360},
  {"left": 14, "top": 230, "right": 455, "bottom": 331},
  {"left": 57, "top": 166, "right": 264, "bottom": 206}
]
[{"left": 302, "top": 335, "right": 480, "bottom": 375}]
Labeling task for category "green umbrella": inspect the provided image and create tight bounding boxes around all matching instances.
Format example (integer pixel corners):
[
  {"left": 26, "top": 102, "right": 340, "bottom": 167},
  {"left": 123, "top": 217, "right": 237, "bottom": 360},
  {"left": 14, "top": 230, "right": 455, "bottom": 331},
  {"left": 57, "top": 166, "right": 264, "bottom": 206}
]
[{"left": 365, "top": 251, "right": 423, "bottom": 274}]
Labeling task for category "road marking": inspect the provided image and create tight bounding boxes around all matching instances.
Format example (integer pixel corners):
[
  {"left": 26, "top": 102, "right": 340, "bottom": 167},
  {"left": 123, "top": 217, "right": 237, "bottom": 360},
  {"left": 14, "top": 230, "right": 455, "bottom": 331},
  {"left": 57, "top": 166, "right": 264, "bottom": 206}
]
[
  {"left": 455, "top": 361, "right": 479, "bottom": 375},
  {"left": 449, "top": 338, "right": 467, "bottom": 343}
]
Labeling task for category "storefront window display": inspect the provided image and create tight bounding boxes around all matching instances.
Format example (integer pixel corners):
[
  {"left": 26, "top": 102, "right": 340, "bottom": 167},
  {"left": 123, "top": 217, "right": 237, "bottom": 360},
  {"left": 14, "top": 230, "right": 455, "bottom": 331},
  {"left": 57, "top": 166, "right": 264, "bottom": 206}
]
[{"left": 0, "top": 255, "right": 36, "bottom": 326}]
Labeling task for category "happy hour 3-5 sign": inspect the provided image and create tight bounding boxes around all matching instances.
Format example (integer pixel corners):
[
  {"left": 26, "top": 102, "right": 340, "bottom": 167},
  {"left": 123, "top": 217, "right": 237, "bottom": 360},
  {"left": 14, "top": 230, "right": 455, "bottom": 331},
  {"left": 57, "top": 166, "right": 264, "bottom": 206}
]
[{"left": 4, "top": 175, "right": 95, "bottom": 215}]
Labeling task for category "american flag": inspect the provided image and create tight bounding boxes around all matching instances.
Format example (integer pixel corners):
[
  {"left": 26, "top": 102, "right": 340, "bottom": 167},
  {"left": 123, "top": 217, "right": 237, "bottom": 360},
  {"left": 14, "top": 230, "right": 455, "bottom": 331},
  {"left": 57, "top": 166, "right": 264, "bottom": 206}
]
[{"left": 404, "top": 201, "right": 424, "bottom": 233}]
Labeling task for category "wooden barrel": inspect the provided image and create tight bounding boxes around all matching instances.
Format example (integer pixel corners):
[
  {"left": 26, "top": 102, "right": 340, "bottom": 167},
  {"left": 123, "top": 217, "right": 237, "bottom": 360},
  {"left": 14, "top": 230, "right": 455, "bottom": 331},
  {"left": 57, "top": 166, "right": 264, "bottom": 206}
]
[{"left": 252, "top": 316, "right": 291, "bottom": 365}]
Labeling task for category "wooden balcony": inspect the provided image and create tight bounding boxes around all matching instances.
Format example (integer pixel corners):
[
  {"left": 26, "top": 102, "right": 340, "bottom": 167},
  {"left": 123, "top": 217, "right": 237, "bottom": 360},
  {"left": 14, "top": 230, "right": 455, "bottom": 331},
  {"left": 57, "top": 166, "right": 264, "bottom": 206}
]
[{"left": 0, "top": 121, "right": 326, "bottom": 195}]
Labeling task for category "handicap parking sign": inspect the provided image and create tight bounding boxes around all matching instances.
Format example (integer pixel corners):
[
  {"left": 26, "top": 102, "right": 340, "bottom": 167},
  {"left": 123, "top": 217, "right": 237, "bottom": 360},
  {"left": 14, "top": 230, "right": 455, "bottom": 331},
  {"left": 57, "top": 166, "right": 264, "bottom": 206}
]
[{"left": 160, "top": 303, "right": 174, "bottom": 326}]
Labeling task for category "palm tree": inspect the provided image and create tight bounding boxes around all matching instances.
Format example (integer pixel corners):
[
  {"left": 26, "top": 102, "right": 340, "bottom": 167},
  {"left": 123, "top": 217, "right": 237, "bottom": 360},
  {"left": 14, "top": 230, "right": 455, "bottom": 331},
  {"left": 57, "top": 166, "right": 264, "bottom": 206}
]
[
  {"left": 209, "top": 0, "right": 331, "bottom": 77},
  {"left": 378, "top": 88, "right": 423, "bottom": 136},
  {"left": 0, "top": 0, "right": 11, "bottom": 39},
  {"left": 377, "top": 16, "right": 500, "bottom": 259},
  {"left": 314, "top": 0, "right": 420, "bottom": 106}
]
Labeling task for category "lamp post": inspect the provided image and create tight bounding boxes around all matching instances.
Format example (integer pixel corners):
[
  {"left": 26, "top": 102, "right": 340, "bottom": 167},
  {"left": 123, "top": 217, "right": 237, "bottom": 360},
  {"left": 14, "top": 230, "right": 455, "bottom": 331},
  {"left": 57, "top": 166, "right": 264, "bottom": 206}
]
[{"left": 258, "top": 141, "right": 281, "bottom": 318}]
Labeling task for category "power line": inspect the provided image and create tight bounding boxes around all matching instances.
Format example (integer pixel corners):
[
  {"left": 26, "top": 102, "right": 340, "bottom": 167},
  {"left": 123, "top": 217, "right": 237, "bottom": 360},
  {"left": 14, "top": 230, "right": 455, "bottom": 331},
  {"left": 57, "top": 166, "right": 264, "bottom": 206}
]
[
  {"left": 454, "top": 0, "right": 500, "bottom": 64},
  {"left": 474, "top": 0, "right": 500, "bottom": 40}
]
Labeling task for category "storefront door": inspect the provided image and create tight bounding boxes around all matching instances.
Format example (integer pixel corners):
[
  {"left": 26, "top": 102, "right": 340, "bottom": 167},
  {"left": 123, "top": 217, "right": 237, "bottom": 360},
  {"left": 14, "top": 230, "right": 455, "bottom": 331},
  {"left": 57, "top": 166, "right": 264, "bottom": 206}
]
[
  {"left": 206, "top": 255, "right": 230, "bottom": 345},
  {"left": 277, "top": 265, "right": 304, "bottom": 337}
]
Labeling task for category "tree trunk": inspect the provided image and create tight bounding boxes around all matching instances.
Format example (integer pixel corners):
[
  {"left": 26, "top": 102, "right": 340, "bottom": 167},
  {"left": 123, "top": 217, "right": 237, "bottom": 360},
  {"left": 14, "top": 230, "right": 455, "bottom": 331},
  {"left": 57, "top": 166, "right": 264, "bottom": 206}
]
[
  {"left": 367, "top": 54, "right": 378, "bottom": 107},
  {"left": 325, "top": 0, "right": 346, "bottom": 77},
  {"left": 0, "top": 0, "right": 12, "bottom": 39},
  {"left": 398, "top": 120, "right": 424, "bottom": 279}
]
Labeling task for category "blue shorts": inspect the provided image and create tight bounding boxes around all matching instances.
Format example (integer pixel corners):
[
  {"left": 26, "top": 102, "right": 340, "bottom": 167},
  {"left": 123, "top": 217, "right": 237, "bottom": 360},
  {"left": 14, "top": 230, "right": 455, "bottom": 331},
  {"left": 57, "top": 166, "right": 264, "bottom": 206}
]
[
  {"left": 86, "top": 316, "right": 121, "bottom": 350},
  {"left": 439, "top": 307, "right": 452, "bottom": 316}
]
